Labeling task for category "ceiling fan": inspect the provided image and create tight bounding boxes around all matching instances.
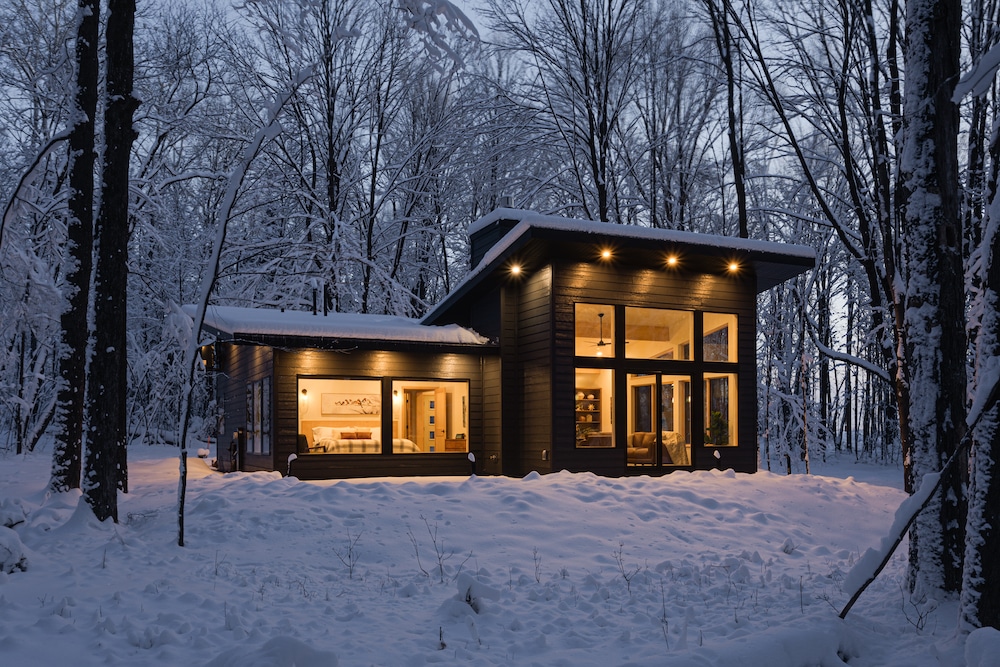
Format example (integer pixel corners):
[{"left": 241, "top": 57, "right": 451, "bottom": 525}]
[{"left": 594, "top": 312, "right": 609, "bottom": 349}]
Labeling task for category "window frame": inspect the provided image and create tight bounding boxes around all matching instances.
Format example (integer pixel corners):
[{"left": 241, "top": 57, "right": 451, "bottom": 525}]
[
  {"left": 297, "top": 375, "right": 471, "bottom": 456},
  {"left": 573, "top": 303, "right": 741, "bottom": 463}
]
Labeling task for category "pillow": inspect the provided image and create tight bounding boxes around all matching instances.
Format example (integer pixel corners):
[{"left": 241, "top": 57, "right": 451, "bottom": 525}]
[
  {"left": 339, "top": 431, "right": 357, "bottom": 440},
  {"left": 354, "top": 430, "right": 372, "bottom": 440},
  {"left": 369, "top": 427, "right": 381, "bottom": 442},
  {"left": 312, "top": 426, "right": 335, "bottom": 442}
]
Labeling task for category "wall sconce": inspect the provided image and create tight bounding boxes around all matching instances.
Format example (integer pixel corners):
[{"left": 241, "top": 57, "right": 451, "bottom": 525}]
[{"left": 301, "top": 388, "right": 308, "bottom": 396}]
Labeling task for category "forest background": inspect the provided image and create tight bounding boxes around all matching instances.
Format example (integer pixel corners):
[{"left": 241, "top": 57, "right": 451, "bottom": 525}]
[{"left": 3, "top": 0, "right": 1000, "bottom": 632}]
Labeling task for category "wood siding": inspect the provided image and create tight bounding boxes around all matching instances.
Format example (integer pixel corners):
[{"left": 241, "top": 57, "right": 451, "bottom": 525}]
[
  {"left": 499, "top": 286, "right": 520, "bottom": 475},
  {"left": 218, "top": 342, "right": 273, "bottom": 472},
  {"left": 481, "top": 356, "right": 503, "bottom": 475},
  {"left": 513, "top": 265, "right": 554, "bottom": 475}
]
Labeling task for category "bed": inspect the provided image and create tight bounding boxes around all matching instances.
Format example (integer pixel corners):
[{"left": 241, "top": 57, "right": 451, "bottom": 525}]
[{"left": 302, "top": 424, "right": 421, "bottom": 454}]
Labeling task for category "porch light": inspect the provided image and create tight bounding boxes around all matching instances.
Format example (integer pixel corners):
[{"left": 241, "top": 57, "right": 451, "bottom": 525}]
[
  {"left": 727, "top": 261, "right": 740, "bottom": 273},
  {"left": 665, "top": 254, "right": 679, "bottom": 267},
  {"left": 600, "top": 248, "right": 612, "bottom": 260},
  {"left": 510, "top": 264, "right": 522, "bottom": 276}
]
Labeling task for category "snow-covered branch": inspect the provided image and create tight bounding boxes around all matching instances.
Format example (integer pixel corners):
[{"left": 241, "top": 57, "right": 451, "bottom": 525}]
[{"left": 397, "top": 0, "right": 479, "bottom": 67}]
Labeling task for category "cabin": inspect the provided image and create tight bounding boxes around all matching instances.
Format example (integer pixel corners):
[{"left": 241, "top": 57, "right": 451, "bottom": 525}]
[{"left": 198, "top": 209, "right": 814, "bottom": 479}]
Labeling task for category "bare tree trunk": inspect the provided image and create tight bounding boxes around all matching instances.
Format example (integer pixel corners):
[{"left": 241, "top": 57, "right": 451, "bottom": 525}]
[
  {"left": 960, "top": 141, "right": 1000, "bottom": 629},
  {"left": 959, "top": 25, "right": 1000, "bottom": 623},
  {"left": 704, "top": 0, "right": 748, "bottom": 238},
  {"left": 50, "top": 0, "right": 100, "bottom": 494},
  {"left": 84, "top": 0, "right": 138, "bottom": 522},
  {"left": 899, "top": 0, "right": 967, "bottom": 596}
]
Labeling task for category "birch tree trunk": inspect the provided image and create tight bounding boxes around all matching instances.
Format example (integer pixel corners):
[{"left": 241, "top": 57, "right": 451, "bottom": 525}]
[{"left": 898, "top": 0, "right": 967, "bottom": 596}]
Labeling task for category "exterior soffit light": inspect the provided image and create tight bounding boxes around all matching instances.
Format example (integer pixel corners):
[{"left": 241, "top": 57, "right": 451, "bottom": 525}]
[{"left": 510, "top": 264, "right": 522, "bottom": 276}]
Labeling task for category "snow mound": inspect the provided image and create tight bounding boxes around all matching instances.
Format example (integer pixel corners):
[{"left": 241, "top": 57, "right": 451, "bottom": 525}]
[
  {"left": 0, "top": 498, "right": 27, "bottom": 528},
  {"left": 966, "top": 627, "right": 1000, "bottom": 667},
  {"left": 668, "top": 618, "right": 857, "bottom": 667},
  {"left": 455, "top": 571, "right": 501, "bottom": 613},
  {"left": 206, "top": 636, "right": 338, "bottom": 667},
  {"left": 0, "top": 526, "right": 28, "bottom": 573}
]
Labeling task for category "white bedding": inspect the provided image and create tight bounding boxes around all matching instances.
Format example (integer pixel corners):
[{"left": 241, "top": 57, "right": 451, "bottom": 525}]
[{"left": 316, "top": 438, "right": 421, "bottom": 454}]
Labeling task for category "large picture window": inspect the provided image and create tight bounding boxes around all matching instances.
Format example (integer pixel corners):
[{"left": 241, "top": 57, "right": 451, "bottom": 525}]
[
  {"left": 298, "top": 378, "right": 382, "bottom": 454},
  {"left": 297, "top": 377, "right": 470, "bottom": 455},
  {"left": 391, "top": 380, "right": 470, "bottom": 453}
]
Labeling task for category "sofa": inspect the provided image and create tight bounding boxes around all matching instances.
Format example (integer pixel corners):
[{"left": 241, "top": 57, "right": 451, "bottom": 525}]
[{"left": 627, "top": 431, "right": 690, "bottom": 465}]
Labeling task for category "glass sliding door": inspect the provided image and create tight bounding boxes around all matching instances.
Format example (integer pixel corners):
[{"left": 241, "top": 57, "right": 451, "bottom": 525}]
[
  {"left": 627, "top": 373, "right": 691, "bottom": 467},
  {"left": 627, "top": 373, "right": 656, "bottom": 465},
  {"left": 661, "top": 375, "right": 691, "bottom": 465}
]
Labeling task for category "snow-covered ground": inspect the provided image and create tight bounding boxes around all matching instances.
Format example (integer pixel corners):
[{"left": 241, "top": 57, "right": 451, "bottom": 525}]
[{"left": 0, "top": 445, "right": 993, "bottom": 666}]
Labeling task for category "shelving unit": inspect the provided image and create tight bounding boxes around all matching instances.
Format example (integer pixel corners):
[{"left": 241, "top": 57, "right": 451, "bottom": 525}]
[{"left": 575, "top": 388, "right": 602, "bottom": 442}]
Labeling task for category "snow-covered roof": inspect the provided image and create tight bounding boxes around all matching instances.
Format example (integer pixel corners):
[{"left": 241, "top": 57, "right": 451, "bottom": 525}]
[
  {"left": 467, "top": 208, "right": 816, "bottom": 260},
  {"left": 184, "top": 305, "right": 489, "bottom": 346},
  {"left": 424, "top": 209, "right": 816, "bottom": 325}
]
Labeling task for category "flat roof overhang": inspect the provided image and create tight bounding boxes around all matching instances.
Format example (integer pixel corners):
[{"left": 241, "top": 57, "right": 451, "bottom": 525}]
[{"left": 423, "top": 215, "right": 816, "bottom": 325}]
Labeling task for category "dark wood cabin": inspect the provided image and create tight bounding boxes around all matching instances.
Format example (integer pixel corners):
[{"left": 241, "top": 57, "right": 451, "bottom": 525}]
[
  {"left": 197, "top": 309, "right": 498, "bottom": 480},
  {"left": 200, "top": 209, "right": 814, "bottom": 479}
]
